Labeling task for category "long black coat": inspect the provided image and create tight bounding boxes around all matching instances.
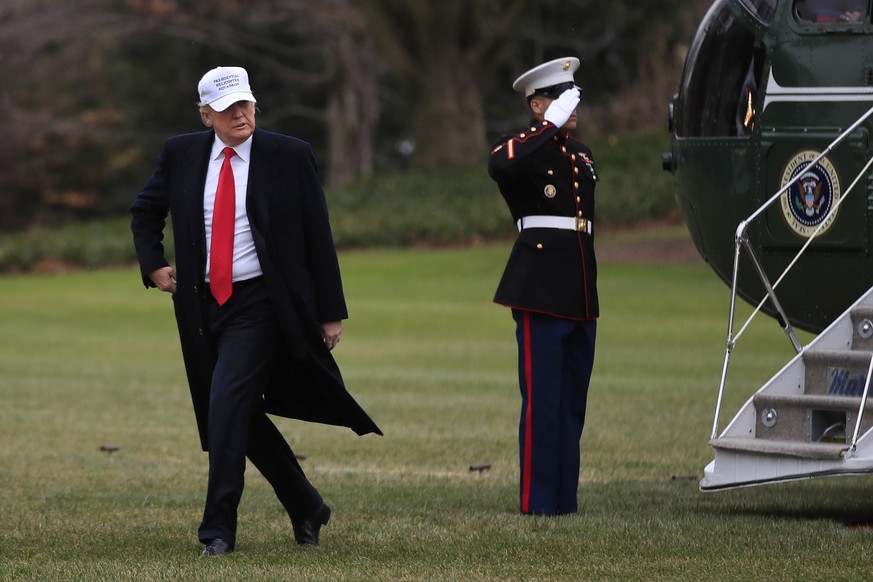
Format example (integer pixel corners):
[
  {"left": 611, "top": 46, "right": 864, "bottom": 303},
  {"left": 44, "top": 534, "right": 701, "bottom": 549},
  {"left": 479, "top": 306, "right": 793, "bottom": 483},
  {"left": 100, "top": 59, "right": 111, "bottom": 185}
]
[
  {"left": 488, "top": 119, "right": 599, "bottom": 320},
  {"left": 131, "top": 128, "right": 381, "bottom": 450}
]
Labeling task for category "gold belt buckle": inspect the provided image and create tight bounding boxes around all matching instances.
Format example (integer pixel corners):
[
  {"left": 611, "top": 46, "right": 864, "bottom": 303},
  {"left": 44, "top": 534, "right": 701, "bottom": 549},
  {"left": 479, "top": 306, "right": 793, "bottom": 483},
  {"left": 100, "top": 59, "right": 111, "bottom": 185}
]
[{"left": 575, "top": 216, "right": 588, "bottom": 233}]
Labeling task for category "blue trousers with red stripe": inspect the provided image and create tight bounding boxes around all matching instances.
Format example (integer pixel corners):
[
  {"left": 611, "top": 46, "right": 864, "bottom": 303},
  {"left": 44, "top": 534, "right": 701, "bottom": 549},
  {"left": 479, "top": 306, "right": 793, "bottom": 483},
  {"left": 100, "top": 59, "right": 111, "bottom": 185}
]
[{"left": 512, "top": 309, "right": 596, "bottom": 515}]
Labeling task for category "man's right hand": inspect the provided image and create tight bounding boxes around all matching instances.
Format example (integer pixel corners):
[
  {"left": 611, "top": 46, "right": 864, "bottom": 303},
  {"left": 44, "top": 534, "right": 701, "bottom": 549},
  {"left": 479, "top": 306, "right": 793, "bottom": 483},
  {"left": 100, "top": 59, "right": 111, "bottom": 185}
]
[
  {"left": 149, "top": 266, "right": 177, "bottom": 294},
  {"left": 544, "top": 87, "right": 581, "bottom": 128}
]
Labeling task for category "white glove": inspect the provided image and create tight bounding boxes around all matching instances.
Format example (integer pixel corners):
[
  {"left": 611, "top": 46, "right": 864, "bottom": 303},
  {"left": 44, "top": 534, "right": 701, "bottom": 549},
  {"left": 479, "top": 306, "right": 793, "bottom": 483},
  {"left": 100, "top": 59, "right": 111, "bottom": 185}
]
[{"left": 543, "top": 87, "right": 580, "bottom": 127}]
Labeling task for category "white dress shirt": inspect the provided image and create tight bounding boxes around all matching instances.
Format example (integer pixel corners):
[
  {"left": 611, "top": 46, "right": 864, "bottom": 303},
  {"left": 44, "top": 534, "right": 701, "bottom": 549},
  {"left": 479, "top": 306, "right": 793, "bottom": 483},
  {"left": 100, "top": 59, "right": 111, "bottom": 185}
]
[{"left": 203, "top": 136, "right": 263, "bottom": 283}]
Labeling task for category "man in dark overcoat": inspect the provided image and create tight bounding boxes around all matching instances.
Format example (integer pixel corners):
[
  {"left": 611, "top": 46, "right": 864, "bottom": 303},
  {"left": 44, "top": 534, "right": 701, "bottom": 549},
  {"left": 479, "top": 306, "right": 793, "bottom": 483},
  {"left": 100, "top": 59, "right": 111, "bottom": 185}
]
[
  {"left": 130, "top": 65, "right": 380, "bottom": 556},
  {"left": 488, "top": 57, "right": 599, "bottom": 515}
]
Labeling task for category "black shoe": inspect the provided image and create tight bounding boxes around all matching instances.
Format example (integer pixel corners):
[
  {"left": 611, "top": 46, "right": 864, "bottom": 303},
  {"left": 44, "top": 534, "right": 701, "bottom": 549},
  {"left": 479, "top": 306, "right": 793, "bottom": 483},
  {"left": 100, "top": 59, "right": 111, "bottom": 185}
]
[
  {"left": 200, "top": 538, "right": 233, "bottom": 557},
  {"left": 293, "top": 503, "right": 331, "bottom": 546}
]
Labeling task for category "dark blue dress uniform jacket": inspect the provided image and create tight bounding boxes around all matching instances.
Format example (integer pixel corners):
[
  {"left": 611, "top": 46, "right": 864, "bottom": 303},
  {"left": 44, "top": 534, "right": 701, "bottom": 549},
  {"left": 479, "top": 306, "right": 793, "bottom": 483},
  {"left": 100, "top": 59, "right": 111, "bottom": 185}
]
[
  {"left": 131, "top": 128, "right": 381, "bottom": 450},
  {"left": 488, "top": 119, "right": 599, "bottom": 320}
]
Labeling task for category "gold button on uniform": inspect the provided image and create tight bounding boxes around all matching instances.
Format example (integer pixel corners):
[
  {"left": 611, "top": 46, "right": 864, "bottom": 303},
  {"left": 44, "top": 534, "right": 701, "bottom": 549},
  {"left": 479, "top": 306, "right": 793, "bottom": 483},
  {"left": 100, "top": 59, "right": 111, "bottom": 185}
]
[{"left": 536, "top": 243, "right": 543, "bottom": 249}]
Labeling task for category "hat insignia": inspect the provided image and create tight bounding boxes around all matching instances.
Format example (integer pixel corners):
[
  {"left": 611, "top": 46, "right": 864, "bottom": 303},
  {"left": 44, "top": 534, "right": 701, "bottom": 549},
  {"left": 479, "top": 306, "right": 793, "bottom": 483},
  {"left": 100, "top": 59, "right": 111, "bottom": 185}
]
[{"left": 563, "top": 60, "right": 572, "bottom": 71}]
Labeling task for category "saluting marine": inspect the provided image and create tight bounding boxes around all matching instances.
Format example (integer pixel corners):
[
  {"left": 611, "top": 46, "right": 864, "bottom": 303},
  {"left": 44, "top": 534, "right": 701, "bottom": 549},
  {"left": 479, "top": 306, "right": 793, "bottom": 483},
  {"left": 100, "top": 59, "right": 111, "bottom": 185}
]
[{"left": 488, "top": 57, "right": 599, "bottom": 515}]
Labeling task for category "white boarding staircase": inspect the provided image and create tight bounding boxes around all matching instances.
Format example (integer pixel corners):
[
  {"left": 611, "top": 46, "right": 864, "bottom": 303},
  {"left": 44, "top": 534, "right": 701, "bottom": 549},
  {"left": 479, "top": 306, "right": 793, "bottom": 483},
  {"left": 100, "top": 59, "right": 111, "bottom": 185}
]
[
  {"left": 700, "top": 104, "right": 873, "bottom": 491},
  {"left": 702, "top": 290, "right": 873, "bottom": 490}
]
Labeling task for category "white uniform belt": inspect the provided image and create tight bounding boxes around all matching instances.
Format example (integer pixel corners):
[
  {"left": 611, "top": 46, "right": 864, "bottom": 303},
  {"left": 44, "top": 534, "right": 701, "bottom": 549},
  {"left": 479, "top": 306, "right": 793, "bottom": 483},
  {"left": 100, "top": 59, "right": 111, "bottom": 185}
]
[{"left": 517, "top": 215, "right": 593, "bottom": 234}]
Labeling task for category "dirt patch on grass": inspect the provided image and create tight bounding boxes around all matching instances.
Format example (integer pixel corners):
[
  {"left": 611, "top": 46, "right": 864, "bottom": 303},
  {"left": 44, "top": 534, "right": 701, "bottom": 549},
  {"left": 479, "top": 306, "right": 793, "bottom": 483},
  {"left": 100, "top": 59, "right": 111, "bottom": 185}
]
[
  {"left": 597, "top": 218, "right": 704, "bottom": 265},
  {"left": 598, "top": 235, "right": 702, "bottom": 264}
]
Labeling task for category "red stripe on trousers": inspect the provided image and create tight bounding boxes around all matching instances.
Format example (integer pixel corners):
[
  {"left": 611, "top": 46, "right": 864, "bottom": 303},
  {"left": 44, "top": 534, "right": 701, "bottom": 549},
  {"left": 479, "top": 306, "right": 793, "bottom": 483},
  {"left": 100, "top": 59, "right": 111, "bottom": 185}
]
[{"left": 521, "top": 311, "right": 533, "bottom": 513}]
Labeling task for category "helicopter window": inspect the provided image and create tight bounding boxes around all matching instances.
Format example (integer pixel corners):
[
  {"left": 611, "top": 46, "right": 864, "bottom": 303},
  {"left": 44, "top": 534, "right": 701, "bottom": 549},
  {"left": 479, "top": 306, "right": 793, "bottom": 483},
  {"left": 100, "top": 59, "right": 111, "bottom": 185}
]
[
  {"left": 739, "top": 0, "right": 778, "bottom": 23},
  {"left": 677, "top": 1, "right": 762, "bottom": 138},
  {"left": 795, "top": 0, "right": 869, "bottom": 23}
]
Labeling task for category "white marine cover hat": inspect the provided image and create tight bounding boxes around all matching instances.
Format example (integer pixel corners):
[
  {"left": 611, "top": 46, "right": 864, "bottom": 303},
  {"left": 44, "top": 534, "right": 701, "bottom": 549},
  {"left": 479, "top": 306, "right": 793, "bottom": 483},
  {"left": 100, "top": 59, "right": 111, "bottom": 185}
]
[
  {"left": 198, "top": 66, "right": 257, "bottom": 112},
  {"left": 512, "top": 57, "right": 580, "bottom": 97}
]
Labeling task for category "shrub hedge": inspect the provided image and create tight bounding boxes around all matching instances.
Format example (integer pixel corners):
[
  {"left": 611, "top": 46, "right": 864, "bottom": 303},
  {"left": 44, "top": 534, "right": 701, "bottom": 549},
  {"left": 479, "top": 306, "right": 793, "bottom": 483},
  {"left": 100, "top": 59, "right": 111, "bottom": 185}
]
[{"left": 0, "top": 130, "right": 675, "bottom": 273}]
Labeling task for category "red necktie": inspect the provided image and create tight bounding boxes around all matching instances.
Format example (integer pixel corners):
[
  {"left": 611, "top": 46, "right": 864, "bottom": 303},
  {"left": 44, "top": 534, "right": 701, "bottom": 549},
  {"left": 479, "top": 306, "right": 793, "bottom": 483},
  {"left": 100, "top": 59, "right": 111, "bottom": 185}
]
[{"left": 210, "top": 147, "right": 236, "bottom": 305}]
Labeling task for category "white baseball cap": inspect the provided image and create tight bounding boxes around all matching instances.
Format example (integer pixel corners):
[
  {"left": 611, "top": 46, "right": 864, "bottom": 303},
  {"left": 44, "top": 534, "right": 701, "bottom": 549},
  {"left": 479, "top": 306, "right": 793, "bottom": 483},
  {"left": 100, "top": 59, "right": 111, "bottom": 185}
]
[
  {"left": 512, "top": 57, "right": 580, "bottom": 98},
  {"left": 197, "top": 66, "right": 257, "bottom": 112}
]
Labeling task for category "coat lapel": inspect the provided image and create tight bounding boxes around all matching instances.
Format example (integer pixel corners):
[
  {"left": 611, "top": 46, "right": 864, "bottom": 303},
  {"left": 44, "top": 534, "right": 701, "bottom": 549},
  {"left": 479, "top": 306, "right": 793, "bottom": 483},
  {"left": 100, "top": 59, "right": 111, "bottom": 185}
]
[
  {"left": 246, "top": 128, "right": 277, "bottom": 229},
  {"left": 181, "top": 132, "right": 213, "bottom": 264}
]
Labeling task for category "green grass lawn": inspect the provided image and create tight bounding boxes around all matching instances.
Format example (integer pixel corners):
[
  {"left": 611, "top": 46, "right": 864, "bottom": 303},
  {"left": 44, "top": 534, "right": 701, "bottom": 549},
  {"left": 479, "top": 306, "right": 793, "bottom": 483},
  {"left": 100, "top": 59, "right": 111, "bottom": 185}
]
[{"left": 2, "top": 237, "right": 872, "bottom": 581}]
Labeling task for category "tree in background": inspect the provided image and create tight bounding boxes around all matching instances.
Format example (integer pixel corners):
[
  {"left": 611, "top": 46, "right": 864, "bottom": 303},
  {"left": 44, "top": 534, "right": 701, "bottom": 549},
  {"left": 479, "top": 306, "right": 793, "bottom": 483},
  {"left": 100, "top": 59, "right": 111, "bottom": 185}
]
[
  {"left": 118, "top": 0, "right": 381, "bottom": 189},
  {"left": 0, "top": 0, "right": 137, "bottom": 228},
  {"left": 311, "top": 3, "right": 382, "bottom": 188},
  {"left": 361, "top": 0, "right": 528, "bottom": 169},
  {"left": 485, "top": 0, "right": 712, "bottom": 136},
  {"left": 0, "top": 0, "right": 709, "bottom": 230}
]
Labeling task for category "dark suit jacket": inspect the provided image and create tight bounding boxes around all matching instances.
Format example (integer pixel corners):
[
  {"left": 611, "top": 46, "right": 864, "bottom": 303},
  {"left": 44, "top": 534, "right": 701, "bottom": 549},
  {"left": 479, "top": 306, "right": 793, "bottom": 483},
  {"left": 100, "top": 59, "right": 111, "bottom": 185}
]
[
  {"left": 488, "top": 119, "right": 599, "bottom": 320},
  {"left": 131, "top": 128, "right": 381, "bottom": 449}
]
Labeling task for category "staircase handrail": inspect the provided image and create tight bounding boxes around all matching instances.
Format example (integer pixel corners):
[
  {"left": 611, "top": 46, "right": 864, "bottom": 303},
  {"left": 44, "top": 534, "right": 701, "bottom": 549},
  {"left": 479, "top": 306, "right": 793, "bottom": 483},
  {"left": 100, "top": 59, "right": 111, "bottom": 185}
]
[
  {"left": 711, "top": 103, "right": 873, "bottom": 441},
  {"left": 848, "top": 353, "right": 873, "bottom": 455}
]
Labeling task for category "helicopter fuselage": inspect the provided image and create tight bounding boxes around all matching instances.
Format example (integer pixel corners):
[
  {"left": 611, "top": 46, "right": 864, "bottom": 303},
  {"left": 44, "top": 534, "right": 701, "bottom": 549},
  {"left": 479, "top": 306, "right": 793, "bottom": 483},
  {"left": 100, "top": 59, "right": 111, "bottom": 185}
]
[{"left": 666, "top": 0, "right": 873, "bottom": 332}]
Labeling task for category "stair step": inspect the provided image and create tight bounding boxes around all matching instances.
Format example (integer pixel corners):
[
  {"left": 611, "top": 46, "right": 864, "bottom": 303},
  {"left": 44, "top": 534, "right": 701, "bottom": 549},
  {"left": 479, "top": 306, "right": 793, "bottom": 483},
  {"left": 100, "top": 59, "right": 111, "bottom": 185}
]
[
  {"left": 711, "top": 437, "right": 848, "bottom": 459},
  {"left": 754, "top": 393, "right": 873, "bottom": 411},
  {"left": 803, "top": 349, "right": 873, "bottom": 397},
  {"left": 753, "top": 393, "right": 873, "bottom": 442},
  {"left": 804, "top": 348, "right": 873, "bottom": 366}
]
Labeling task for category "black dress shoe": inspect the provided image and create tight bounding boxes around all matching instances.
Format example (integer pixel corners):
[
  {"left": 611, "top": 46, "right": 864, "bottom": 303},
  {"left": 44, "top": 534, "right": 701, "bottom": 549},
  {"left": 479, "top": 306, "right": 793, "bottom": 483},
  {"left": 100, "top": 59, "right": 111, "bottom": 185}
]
[
  {"left": 200, "top": 538, "right": 233, "bottom": 557},
  {"left": 293, "top": 503, "right": 331, "bottom": 546}
]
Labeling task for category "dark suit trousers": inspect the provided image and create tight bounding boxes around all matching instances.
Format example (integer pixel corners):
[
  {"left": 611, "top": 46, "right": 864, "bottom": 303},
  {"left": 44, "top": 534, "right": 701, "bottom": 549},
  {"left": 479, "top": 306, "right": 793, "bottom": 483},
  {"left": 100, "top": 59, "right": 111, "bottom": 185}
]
[{"left": 197, "top": 278, "right": 323, "bottom": 547}]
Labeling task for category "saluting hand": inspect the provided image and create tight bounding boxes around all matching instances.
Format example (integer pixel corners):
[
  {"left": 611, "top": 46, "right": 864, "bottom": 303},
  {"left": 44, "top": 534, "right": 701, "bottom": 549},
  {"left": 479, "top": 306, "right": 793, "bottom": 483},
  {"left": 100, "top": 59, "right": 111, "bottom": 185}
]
[{"left": 544, "top": 87, "right": 581, "bottom": 128}]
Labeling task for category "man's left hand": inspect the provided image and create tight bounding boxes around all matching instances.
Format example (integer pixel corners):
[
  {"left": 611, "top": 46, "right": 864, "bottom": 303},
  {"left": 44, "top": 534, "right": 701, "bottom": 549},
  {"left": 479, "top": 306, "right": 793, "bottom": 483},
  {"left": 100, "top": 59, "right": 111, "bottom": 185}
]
[{"left": 321, "top": 321, "right": 342, "bottom": 351}]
